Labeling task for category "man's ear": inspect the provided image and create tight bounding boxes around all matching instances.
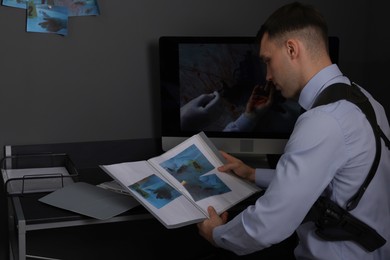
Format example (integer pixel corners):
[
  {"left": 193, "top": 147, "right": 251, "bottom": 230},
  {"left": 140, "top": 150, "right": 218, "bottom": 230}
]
[{"left": 286, "top": 39, "right": 298, "bottom": 58}]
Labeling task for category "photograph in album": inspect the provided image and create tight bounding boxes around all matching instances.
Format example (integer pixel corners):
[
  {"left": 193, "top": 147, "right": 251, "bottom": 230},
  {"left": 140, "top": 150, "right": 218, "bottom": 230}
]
[
  {"left": 159, "top": 144, "right": 231, "bottom": 201},
  {"left": 129, "top": 174, "right": 181, "bottom": 209}
]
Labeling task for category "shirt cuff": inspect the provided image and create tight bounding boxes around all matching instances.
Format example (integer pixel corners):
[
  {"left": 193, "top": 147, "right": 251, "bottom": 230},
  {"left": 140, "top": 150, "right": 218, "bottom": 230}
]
[{"left": 255, "top": 168, "right": 275, "bottom": 188}]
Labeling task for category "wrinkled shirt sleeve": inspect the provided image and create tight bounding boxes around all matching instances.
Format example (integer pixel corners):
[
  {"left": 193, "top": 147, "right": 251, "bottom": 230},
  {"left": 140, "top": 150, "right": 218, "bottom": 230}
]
[
  {"left": 255, "top": 168, "right": 275, "bottom": 188},
  {"left": 213, "top": 109, "right": 347, "bottom": 255}
]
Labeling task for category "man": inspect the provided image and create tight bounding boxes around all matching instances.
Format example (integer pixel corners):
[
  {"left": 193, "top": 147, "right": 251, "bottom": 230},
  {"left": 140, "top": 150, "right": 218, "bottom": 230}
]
[{"left": 197, "top": 2, "right": 390, "bottom": 259}]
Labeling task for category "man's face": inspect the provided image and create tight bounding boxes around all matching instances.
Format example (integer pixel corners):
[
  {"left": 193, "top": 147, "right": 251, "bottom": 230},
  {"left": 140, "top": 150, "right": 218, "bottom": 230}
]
[{"left": 259, "top": 33, "right": 300, "bottom": 100}]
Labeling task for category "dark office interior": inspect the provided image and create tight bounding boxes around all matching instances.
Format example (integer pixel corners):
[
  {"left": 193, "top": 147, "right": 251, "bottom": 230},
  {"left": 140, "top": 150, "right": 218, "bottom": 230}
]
[{"left": 1, "top": 0, "right": 389, "bottom": 259}]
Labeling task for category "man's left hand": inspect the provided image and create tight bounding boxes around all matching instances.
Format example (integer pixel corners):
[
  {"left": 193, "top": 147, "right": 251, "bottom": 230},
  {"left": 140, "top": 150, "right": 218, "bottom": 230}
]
[{"left": 197, "top": 206, "right": 229, "bottom": 246}]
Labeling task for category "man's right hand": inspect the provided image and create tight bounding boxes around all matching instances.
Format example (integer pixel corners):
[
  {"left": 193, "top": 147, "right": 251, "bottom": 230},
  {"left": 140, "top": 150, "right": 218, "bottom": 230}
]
[{"left": 217, "top": 151, "right": 256, "bottom": 182}]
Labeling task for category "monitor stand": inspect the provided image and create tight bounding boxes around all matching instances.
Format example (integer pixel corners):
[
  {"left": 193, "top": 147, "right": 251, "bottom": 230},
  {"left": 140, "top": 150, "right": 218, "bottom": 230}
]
[{"left": 229, "top": 153, "right": 282, "bottom": 169}]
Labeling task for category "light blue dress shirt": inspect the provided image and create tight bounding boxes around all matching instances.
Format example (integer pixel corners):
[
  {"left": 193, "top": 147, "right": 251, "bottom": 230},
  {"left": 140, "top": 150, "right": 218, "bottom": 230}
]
[{"left": 213, "top": 64, "right": 390, "bottom": 259}]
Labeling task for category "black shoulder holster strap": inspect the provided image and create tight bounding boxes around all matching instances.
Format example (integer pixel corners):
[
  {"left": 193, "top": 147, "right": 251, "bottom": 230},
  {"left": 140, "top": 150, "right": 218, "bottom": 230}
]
[
  {"left": 303, "top": 83, "right": 389, "bottom": 252},
  {"left": 314, "top": 83, "right": 390, "bottom": 210}
]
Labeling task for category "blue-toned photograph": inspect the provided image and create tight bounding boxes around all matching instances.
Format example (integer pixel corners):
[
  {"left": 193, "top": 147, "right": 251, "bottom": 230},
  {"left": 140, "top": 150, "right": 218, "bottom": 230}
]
[
  {"left": 2, "top": 0, "right": 27, "bottom": 9},
  {"left": 3, "top": 0, "right": 99, "bottom": 16},
  {"left": 52, "top": 0, "right": 100, "bottom": 17},
  {"left": 26, "top": 2, "right": 68, "bottom": 35},
  {"left": 129, "top": 174, "right": 181, "bottom": 209},
  {"left": 160, "top": 144, "right": 231, "bottom": 201}
]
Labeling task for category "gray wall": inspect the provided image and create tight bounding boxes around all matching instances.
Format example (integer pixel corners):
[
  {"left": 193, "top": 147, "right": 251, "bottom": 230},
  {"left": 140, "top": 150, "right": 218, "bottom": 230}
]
[{"left": 0, "top": 0, "right": 388, "bottom": 157}]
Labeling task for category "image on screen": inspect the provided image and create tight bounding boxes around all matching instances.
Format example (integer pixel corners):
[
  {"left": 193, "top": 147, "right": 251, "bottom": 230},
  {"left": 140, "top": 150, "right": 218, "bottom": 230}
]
[{"left": 178, "top": 42, "right": 301, "bottom": 135}]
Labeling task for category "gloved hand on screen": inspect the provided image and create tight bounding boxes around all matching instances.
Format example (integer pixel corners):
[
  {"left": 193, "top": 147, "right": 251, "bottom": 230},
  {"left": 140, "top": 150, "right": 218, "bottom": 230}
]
[{"left": 180, "top": 91, "right": 221, "bottom": 131}]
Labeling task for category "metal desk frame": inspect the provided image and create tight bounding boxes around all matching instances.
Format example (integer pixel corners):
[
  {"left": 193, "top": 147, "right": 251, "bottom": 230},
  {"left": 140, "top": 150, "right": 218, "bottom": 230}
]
[{"left": 3, "top": 138, "right": 162, "bottom": 260}]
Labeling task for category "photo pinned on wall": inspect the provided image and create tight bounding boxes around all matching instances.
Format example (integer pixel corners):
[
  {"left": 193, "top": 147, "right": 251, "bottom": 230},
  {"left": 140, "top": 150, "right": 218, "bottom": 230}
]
[
  {"left": 2, "top": 0, "right": 100, "bottom": 35},
  {"left": 26, "top": 1, "right": 68, "bottom": 35},
  {"left": 50, "top": 0, "right": 100, "bottom": 17},
  {"left": 2, "top": 0, "right": 27, "bottom": 9},
  {"left": 2, "top": 0, "right": 100, "bottom": 15}
]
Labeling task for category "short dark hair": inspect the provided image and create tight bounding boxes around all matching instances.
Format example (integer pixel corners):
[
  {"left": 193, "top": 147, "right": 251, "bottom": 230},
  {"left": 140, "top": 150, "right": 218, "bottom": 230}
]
[{"left": 256, "top": 1, "right": 328, "bottom": 45}]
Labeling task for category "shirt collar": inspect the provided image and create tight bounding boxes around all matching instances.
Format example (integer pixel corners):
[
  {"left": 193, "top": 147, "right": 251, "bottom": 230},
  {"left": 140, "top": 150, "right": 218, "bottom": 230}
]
[{"left": 298, "top": 64, "right": 350, "bottom": 110}]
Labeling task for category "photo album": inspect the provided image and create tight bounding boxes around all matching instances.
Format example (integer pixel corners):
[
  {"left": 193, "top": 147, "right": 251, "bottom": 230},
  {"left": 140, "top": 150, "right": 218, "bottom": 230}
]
[{"left": 100, "top": 132, "right": 261, "bottom": 228}]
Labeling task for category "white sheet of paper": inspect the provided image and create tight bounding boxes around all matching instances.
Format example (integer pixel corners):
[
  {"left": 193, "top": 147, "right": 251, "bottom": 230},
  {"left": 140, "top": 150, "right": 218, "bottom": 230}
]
[{"left": 39, "top": 182, "right": 140, "bottom": 220}]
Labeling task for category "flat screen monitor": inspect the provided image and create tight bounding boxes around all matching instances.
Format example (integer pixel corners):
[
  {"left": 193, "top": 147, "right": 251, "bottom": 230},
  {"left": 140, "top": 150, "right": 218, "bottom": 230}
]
[{"left": 159, "top": 36, "right": 339, "bottom": 161}]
